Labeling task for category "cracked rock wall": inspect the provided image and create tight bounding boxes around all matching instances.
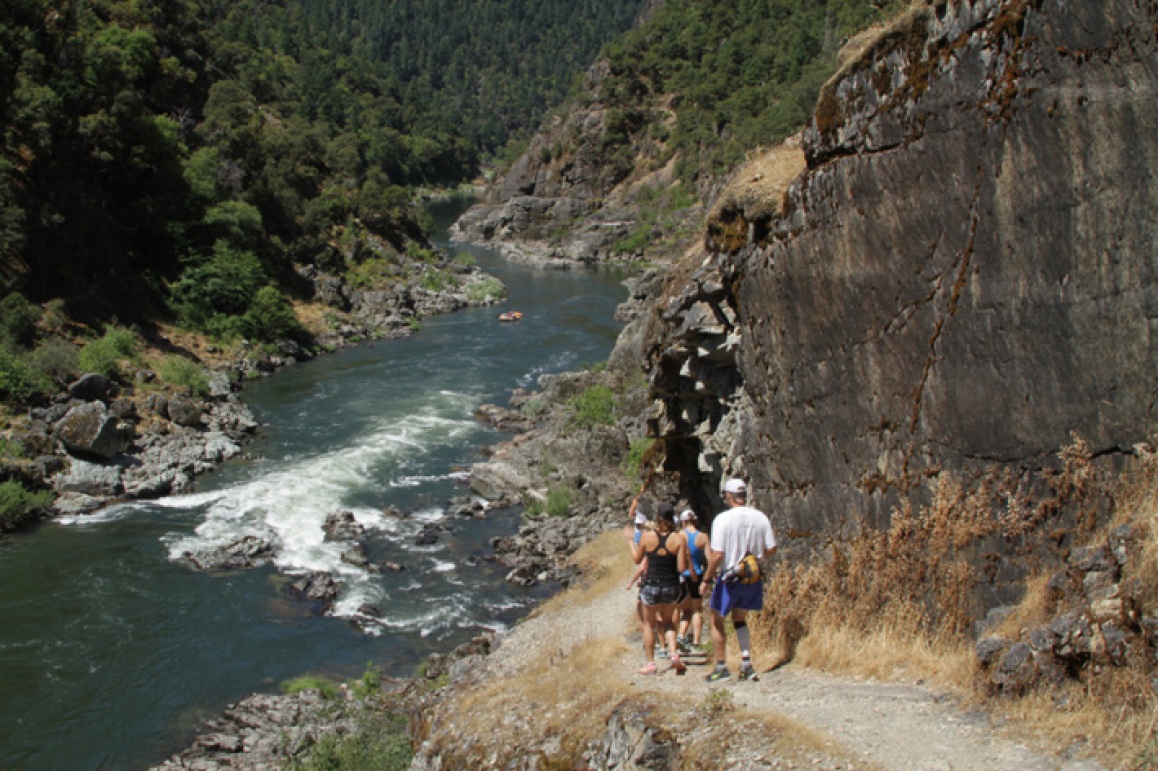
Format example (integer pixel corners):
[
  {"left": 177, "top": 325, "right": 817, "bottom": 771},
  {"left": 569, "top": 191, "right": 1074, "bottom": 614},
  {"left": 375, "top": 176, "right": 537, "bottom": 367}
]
[{"left": 654, "top": 0, "right": 1157, "bottom": 534}]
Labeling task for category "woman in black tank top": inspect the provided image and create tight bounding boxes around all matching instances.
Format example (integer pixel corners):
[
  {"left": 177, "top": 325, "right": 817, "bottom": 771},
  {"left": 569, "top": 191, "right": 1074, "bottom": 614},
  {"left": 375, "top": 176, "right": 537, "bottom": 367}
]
[{"left": 629, "top": 499, "right": 689, "bottom": 675}]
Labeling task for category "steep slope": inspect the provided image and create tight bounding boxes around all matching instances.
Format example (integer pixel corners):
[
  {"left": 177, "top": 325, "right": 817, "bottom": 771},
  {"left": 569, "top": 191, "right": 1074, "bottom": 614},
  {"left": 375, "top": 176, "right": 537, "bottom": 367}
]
[
  {"left": 646, "top": 0, "right": 1157, "bottom": 538},
  {"left": 451, "top": 0, "right": 908, "bottom": 266}
]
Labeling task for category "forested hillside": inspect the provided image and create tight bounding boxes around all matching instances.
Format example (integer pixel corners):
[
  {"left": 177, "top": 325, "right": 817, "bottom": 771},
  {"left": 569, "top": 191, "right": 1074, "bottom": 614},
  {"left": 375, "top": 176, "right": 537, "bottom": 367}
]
[
  {"left": 1, "top": 0, "right": 647, "bottom": 305},
  {"left": 455, "top": 0, "right": 907, "bottom": 263},
  {"left": 0, "top": 0, "right": 645, "bottom": 403},
  {"left": 598, "top": 0, "right": 909, "bottom": 183},
  {"left": 299, "top": 0, "right": 651, "bottom": 154}
]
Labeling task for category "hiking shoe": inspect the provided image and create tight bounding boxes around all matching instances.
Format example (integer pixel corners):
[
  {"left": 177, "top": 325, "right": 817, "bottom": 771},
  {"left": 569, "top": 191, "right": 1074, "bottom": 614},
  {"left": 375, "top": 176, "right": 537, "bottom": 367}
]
[
  {"left": 656, "top": 647, "right": 669, "bottom": 659},
  {"left": 738, "top": 664, "right": 759, "bottom": 682},
  {"left": 705, "top": 667, "right": 732, "bottom": 682},
  {"left": 670, "top": 655, "right": 687, "bottom": 675},
  {"left": 677, "top": 636, "right": 691, "bottom": 654},
  {"left": 640, "top": 661, "right": 658, "bottom": 675}
]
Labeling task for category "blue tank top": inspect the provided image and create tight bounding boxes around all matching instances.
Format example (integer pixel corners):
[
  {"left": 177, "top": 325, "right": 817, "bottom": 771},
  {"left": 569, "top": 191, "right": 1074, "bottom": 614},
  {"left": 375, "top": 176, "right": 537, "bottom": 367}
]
[{"left": 685, "top": 529, "right": 707, "bottom": 576}]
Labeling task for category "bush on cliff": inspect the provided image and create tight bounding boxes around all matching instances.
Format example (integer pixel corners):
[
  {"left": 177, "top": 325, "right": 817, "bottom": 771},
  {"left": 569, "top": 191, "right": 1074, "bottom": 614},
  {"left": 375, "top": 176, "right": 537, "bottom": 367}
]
[
  {"left": 0, "top": 480, "right": 53, "bottom": 531},
  {"left": 568, "top": 384, "right": 617, "bottom": 428},
  {"left": 0, "top": 346, "right": 50, "bottom": 405},
  {"left": 157, "top": 356, "right": 211, "bottom": 398},
  {"left": 78, "top": 326, "right": 139, "bottom": 379},
  {"left": 0, "top": 293, "right": 40, "bottom": 349},
  {"left": 289, "top": 713, "right": 410, "bottom": 771}
]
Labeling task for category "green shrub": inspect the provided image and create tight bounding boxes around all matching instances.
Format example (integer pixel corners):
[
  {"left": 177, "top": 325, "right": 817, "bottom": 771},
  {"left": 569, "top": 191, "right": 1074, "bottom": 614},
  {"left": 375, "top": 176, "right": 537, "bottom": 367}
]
[
  {"left": 419, "top": 268, "right": 451, "bottom": 292},
  {"left": 0, "top": 346, "right": 50, "bottom": 404},
  {"left": 0, "top": 293, "right": 40, "bottom": 348},
  {"left": 466, "top": 277, "right": 504, "bottom": 304},
  {"left": 157, "top": 356, "right": 211, "bottom": 397},
  {"left": 0, "top": 438, "right": 26, "bottom": 459},
  {"left": 611, "top": 223, "right": 652, "bottom": 256},
  {"left": 290, "top": 713, "right": 411, "bottom": 771},
  {"left": 622, "top": 438, "right": 654, "bottom": 478},
  {"left": 349, "top": 662, "right": 381, "bottom": 701},
  {"left": 568, "top": 384, "right": 617, "bottom": 428},
  {"left": 347, "top": 256, "right": 400, "bottom": 290},
  {"left": 281, "top": 675, "right": 338, "bottom": 700},
  {"left": 42, "top": 299, "right": 68, "bottom": 333},
  {"left": 170, "top": 241, "right": 266, "bottom": 334},
  {"left": 240, "top": 286, "right": 302, "bottom": 342},
  {"left": 79, "top": 326, "right": 138, "bottom": 379},
  {"left": 405, "top": 242, "right": 438, "bottom": 263},
  {"left": 522, "top": 396, "right": 545, "bottom": 419},
  {"left": 30, "top": 339, "right": 79, "bottom": 384},
  {"left": 546, "top": 485, "right": 572, "bottom": 517},
  {"left": 522, "top": 492, "right": 545, "bottom": 518},
  {"left": 0, "top": 480, "right": 53, "bottom": 530}
]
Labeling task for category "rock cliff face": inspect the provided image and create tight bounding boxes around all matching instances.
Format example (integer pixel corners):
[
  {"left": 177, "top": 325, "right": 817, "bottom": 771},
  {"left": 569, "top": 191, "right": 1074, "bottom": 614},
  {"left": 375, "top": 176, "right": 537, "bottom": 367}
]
[
  {"left": 646, "top": 0, "right": 1157, "bottom": 536},
  {"left": 450, "top": 63, "right": 700, "bottom": 266}
]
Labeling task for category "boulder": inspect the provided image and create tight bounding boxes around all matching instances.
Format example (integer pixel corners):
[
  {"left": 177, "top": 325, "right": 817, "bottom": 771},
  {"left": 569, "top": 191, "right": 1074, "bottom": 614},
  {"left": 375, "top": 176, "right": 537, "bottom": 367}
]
[
  {"left": 54, "top": 402, "right": 131, "bottom": 461},
  {"left": 992, "top": 642, "right": 1036, "bottom": 692},
  {"left": 322, "top": 509, "right": 365, "bottom": 541},
  {"left": 469, "top": 460, "right": 532, "bottom": 500},
  {"left": 340, "top": 542, "right": 370, "bottom": 569},
  {"left": 167, "top": 394, "right": 204, "bottom": 428},
  {"left": 285, "top": 571, "right": 343, "bottom": 613},
  {"left": 587, "top": 697, "right": 679, "bottom": 770},
  {"left": 474, "top": 404, "right": 534, "bottom": 433},
  {"left": 184, "top": 535, "right": 277, "bottom": 571},
  {"left": 68, "top": 373, "right": 119, "bottom": 403},
  {"left": 51, "top": 458, "right": 124, "bottom": 496}
]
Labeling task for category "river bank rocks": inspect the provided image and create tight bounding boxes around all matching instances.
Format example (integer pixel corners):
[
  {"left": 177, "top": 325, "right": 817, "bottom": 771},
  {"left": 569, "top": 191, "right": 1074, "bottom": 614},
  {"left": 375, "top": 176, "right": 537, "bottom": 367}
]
[
  {"left": 460, "top": 272, "right": 669, "bottom": 589},
  {"left": 297, "top": 237, "right": 506, "bottom": 350},
  {"left": 149, "top": 680, "right": 421, "bottom": 771},
  {"left": 43, "top": 390, "right": 258, "bottom": 513}
]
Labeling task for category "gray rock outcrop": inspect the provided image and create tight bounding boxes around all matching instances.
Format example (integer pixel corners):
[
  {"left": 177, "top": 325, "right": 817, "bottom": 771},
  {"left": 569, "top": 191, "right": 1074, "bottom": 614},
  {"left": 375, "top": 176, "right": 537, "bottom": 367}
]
[{"left": 646, "top": 0, "right": 1158, "bottom": 537}]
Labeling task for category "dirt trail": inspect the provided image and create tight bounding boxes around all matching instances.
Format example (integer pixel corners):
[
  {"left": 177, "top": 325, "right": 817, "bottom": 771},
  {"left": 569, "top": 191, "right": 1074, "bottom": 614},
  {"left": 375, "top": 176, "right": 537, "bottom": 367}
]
[{"left": 506, "top": 556, "right": 1102, "bottom": 770}]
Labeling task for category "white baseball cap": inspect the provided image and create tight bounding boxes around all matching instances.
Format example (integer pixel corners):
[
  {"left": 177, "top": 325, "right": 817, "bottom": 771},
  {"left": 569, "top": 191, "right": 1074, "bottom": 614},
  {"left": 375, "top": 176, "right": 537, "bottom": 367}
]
[
  {"left": 679, "top": 509, "right": 696, "bottom": 522},
  {"left": 723, "top": 478, "right": 747, "bottom": 495}
]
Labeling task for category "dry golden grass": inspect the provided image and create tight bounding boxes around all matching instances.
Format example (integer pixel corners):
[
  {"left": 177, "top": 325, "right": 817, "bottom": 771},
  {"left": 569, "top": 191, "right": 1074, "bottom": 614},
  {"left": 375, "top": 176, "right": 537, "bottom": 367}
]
[
  {"left": 420, "top": 530, "right": 639, "bottom": 767},
  {"left": 753, "top": 436, "right": 1158, "bottom": 767},
  {"left": 534, "top": 528, "right": 637, "bottom": 621},
  {"left": 419, "top": 529, "right": 864, "bottom": 768},
  {"left": 782, "top": 604, "right": 975, "bottom": 688},
  {"left": 707, "top": 142, "right": 807, "bottom": 226},
  {"left": 290, "top": 299, "right": 335, "bottom": 338}
]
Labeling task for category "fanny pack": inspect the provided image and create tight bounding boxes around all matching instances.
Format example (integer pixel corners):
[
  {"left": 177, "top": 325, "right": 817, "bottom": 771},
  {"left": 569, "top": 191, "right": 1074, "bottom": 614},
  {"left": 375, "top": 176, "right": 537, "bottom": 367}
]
[{"left": 721, "top": 553, "right": 761, "bottom": 584}]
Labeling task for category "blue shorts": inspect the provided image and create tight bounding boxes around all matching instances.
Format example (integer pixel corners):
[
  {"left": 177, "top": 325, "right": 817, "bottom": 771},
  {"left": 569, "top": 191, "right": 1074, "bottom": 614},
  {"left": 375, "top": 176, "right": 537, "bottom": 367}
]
[{"left": 709, "top": 580, "right": 763, "bottom": 615}]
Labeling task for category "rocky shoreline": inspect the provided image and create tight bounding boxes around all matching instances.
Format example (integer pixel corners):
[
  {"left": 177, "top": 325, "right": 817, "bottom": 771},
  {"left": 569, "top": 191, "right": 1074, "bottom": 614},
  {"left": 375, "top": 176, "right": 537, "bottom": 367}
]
[
  {"left": 143, "top": 253, "right": 668, "bottom": 769},
  {"left": 0, "top": 246, "right": 507, "bottom": 530}
]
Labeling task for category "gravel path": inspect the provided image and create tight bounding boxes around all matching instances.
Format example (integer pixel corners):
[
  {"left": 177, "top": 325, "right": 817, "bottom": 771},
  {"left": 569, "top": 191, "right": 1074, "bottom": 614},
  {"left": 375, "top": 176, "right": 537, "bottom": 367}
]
[{"left": 486, "top": 550, "right": 1104, "bottom": 770}]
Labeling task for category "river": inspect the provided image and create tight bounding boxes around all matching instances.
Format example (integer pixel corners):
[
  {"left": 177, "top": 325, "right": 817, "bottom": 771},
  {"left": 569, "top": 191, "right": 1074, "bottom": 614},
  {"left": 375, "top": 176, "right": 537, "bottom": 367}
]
[{"left": 0, "top": 199, "right": 628, "bottom": 770}]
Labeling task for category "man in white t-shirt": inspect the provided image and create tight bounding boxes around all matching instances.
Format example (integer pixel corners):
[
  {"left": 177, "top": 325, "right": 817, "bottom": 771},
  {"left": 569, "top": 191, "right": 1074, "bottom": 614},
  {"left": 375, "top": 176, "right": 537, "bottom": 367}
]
[{"left": 702, "top": 478, "right": 776, "bottom": 682}]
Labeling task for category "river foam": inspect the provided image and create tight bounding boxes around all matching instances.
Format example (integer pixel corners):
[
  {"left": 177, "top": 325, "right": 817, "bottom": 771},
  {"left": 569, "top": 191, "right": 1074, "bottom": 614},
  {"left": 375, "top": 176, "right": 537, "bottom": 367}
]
[{"left": 141, "top": 393, "right": 482, "bottom": 628}]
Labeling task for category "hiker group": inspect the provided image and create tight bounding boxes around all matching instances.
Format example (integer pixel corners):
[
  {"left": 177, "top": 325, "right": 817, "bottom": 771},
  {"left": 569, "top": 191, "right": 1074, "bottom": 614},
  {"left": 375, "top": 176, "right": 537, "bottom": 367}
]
[{"left": 627, "top": 477, "right": 776, "bottom": 682}]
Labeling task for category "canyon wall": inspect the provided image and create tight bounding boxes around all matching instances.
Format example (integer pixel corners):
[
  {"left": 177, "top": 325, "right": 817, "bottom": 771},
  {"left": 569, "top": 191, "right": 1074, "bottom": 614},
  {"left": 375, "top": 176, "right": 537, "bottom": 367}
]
[{"left": 647, "top": 0, "right": 1157, "bottom": 537}]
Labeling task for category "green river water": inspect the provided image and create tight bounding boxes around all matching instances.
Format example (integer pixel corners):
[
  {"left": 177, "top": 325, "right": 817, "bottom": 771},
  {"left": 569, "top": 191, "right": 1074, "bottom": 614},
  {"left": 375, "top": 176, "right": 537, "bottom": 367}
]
[{"left": 0, "top": 200, "right": 628, "bottom": 770}]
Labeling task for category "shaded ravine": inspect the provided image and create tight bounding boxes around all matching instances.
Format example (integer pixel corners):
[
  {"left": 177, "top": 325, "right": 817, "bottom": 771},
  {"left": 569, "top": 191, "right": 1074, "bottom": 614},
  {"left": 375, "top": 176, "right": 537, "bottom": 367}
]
[{"left": 0, "top": 199, "right": 628, "bottom": 770}]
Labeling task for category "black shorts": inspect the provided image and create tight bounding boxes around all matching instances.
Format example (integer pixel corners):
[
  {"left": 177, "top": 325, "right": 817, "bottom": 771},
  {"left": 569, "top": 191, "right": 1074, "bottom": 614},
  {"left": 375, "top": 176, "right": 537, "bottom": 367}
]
[
  {"left": 684, "top": 578, "right": 702, "bottom": 602},
  {"left": 640, "top": 582, "right": 681, "bottom": 606}
]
